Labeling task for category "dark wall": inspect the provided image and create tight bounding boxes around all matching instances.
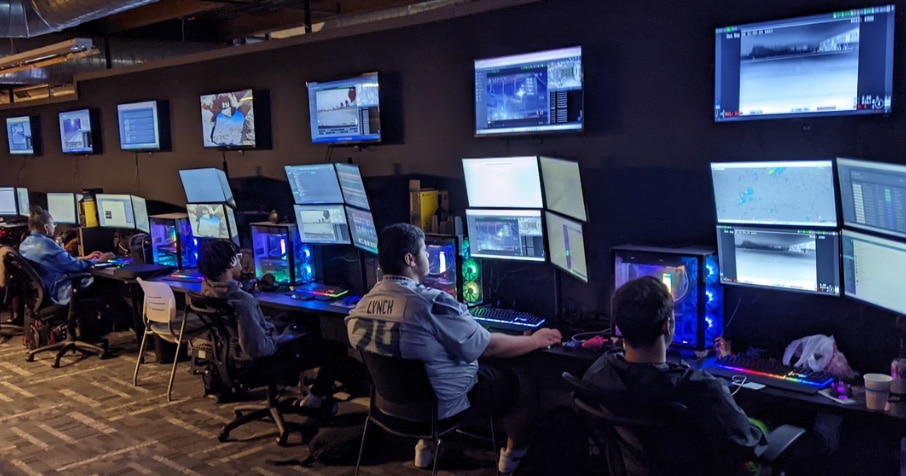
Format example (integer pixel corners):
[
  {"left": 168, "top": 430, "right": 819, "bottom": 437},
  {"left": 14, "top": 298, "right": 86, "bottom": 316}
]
[{"left": 2, "top": 0, "right": 904, "bottom": 372}]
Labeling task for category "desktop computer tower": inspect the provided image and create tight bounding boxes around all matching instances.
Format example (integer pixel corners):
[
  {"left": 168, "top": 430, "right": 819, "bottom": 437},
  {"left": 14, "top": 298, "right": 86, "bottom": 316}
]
[
  {"left": 250, "top": 222, "right": 313, "bottom": 286},
  {"left": 422, "top": 234, "right": 463, "bottom": 301},
  {"left": 612, "top": 245, "right": 723, "bottom": 350},
  {"left": 149, "top": 213, "right": 197, "bottom": 269}
]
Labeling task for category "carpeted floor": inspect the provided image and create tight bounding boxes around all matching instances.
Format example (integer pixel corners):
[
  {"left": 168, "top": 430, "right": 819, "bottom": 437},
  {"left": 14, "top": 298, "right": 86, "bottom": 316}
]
[{"left": 0, "top": 332, "right": 501, "bottom": 475}]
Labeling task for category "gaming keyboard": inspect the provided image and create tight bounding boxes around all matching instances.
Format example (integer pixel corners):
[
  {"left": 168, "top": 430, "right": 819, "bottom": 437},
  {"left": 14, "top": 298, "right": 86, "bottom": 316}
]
[
  {"left": 291, "top": 282, "right": 349, "bottom": 300},
  {"left": 165, "top": 270, "right": 204, "bottom": 283},
  {"left": 470, "top": 306, "right": 547, "bottom": 333},
  {"left": 703, "top": 355, "right": 835, "bottom": 394}
]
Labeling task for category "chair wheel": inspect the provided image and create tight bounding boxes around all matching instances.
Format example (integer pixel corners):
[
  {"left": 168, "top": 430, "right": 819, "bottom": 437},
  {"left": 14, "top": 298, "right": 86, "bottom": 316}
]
[
  {"left": 26, "top": 355, "right": 34, "bottom": 362},
  {"left": 52, "top": 361, "right": 60, "bottom": 368},
  {"left": 218, "top": 431, "right": 229, "bottom": 442},
  {"left": 234, "top": 410, "right": 244, "bottom": 418},
  {"left": 276, "top": 434, "right": 289, "bottom": 446}
]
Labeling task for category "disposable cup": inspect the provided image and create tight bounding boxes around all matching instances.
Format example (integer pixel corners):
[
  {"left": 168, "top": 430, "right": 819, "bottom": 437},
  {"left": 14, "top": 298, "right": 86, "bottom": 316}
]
[{"left": 863, "top": 373, "right": 893, "bottom": 411}]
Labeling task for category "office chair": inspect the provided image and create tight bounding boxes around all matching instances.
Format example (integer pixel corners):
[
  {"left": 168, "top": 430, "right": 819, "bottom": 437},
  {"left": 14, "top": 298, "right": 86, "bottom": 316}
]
[
  {"left": 0, "top": 246, "right": 24, "bottom": 337},
  {"left": 355, "top": 350, "right": 496, "bottom": 476},
  {"left": 186, "top": 295, "right": 304, "bottom": 446},
  {"left": 6, "top": 248, "right": 108, "bottom": 367},
  {"left": 561, "top": 371, "right": 807, "bottom": 476},
  {"left": 133, "top": 277, "right": 206, "bottom": 401}
]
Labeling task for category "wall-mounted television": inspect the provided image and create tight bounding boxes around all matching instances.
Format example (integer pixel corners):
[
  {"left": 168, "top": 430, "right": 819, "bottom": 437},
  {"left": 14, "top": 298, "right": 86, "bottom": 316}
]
[
  {"left": 6, "top": 116, "right": 40, "bottom": 155},
  {"left": 474, "top": 46, "right": 583, "bottom": 137},
  {"left": 307, "top": 72, "right": 382, "bottom": 145},
  {"left": 117, "top": 100, "right": 170, "bottom": 151},
  {"left": 199, "top": 89, "right": 261, "bottom": 149},
  {"left": 714, "top": 5, "right": 895, "bottom": 122},
  {"left": 58, "top": 108, "right": 101, "bottom": 154}
]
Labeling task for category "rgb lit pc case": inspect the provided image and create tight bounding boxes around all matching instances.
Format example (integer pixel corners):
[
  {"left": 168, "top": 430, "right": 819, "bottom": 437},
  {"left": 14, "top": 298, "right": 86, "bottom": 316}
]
[
  {"left": 612, "top": 245, "right": 723, "bottom": 350},
  {"left": 422, "top": 234, "right": 462, "bottom": 301},
  {"left": 149, "top": 213, "right": 197, "bottom": 269},
  {"left": 250, "top": 222, "right": 314, "bottom": 286},
  {"left": 461, "top": 236, "right": 483, "bottom": 306}
]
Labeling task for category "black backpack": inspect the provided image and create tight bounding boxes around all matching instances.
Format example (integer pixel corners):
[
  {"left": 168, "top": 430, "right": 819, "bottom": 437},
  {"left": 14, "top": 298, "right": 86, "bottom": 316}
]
[{"left": 513, "top": 406, "right": 590, "bottom": 476}]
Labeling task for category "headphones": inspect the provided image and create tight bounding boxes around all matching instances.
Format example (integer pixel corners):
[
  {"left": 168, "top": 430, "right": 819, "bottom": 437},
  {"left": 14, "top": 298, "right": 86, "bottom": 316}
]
[{"left": 257, "top": 273, "right": 278, "bottom": 292}]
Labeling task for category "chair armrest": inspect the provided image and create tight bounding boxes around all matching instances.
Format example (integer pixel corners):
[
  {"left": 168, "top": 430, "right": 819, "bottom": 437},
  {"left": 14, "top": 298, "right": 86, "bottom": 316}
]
[
  {"left": 55, "top": 272, "right": 92, "bottom": 285},
  {"left": 757, "top": 424, "right": 806, "bottom": 462}
]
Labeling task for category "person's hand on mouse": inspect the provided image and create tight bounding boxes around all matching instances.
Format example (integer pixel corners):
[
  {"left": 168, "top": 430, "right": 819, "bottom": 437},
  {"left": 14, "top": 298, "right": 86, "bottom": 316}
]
[
  {"left": 531, "top": 328, "right": 563, "bottom": 349},
  {"left": 80, "top": 250, "right": 104, "bottom": 261}
]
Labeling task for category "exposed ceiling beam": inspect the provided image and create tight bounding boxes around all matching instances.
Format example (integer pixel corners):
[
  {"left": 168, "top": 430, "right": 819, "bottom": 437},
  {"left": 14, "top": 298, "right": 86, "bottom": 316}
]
[{"left": 102, "top": 0, "right": 228, "bottom": 33}]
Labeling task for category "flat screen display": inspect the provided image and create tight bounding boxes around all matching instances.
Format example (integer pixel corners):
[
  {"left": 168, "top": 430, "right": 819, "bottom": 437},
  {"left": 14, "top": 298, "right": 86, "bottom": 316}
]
[
  {"left": 117, "top": 100, "right": 164, "bottom": 151},
  {"left": 545, "top": 211, "right": 588, "bottom": 282},
  {"left": 842, "top": 229, "right": 906, "bottom": 314},
  {"left": 539, "top": 156, "right": 586, "bottom": 221},
  {"left": 6, "top": 116, "right": 37, "bottom": 155},
  {"left": 16, "top": 188, "right": 28, "bottom": 216},
  {"left": 716, "top": 224, "right": 840, "bottom": 296},
  {"left": 132, "top": 196, "right": 150, "bottom": 233},
  {"left": 285, "top": 164, "right": 344, "bottom": 204},
  {"left": 836, "top": 157, "right": 906, "bottom": 239},
  {"left": 474, "top": 46, "right": 583, "bottom": 137},
  {"left": 466, "top": 208, "right": 546, "bottom": 262},
  {"left": 199, "top": 89, "right": 257, "bottom": 148},
  {"left": 711, "top": 160, "right": 837, "bottom": 226},
  {"left": 714, "top": 5, "right": 895, "bottom": 122},
  {"left": 47, "top": 192, "right": 78, "bottom": 225},
  {"left": 186, "top": 203, "right": 232, "bottom": 239},
  {"left": 345, "top": 206, "right": 378, "bottom": 254},
  {"left": 307, "top": 72, "right": 382, "bottom": 144},
  {"left": 0, "top": 188, "right": 16, "bottom": 215},
  {"left": 335, "top": 162, "right": 370, "bottom": 210},
  {"left": 96, "top": 194, "right": 138, "bottom": 229},
  {"left": 179, "top": 168, "right": 235, "bottom": 207},
  {"left": 59, "top": 109, "right": 99, "bottom": 154},
  {"left": 463, "top": 157, "right": 543, "bottom": 208},
  {"left": 294, "top": 204, "right": 350, "bottom": 244}
]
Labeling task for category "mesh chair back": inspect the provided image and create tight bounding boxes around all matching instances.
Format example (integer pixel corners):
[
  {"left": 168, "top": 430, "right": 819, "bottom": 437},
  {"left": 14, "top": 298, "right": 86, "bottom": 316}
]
[
  {"left": 360, "top": 350, "right": 437, "bottom": 422},
  {"left": 4, "top": 247, "right": 48, "bottom": 315}
]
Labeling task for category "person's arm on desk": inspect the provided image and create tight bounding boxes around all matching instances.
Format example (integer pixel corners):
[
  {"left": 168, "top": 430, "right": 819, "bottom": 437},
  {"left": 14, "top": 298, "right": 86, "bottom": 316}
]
[{"left": 481, "top": 328, "right": 563, "bottom": 359}]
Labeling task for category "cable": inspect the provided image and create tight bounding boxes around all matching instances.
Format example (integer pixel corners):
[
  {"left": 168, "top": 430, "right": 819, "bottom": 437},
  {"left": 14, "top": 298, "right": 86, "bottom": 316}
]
[{"left": 729, "top": 375, "right": 746, "bottom": 396}]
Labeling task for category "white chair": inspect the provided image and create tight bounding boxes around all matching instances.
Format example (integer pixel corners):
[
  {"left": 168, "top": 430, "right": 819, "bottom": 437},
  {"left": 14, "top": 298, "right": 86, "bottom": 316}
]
[{"left": 133, "top": 277, "right": 204, "bottom": 401}]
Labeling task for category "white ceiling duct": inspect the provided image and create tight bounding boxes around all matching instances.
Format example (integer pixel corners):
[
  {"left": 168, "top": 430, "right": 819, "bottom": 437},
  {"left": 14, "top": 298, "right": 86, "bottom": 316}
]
[{"left": 0, "top": 0, "right": 158, "bottom": 37}]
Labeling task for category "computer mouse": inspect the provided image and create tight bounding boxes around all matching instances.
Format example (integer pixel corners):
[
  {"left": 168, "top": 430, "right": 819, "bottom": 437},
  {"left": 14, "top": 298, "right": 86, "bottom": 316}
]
[{"left": 342, "top": 295, "right": 361, "bottom": 306}]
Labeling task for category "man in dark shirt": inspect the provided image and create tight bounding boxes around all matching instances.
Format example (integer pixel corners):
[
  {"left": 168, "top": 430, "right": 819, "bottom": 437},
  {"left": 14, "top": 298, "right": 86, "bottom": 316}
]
[{"left": 582, "top": 276, "right": 765, "bottom": 474}]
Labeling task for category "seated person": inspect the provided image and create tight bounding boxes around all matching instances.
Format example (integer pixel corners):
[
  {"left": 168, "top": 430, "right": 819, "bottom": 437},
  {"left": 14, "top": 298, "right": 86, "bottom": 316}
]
[
  {"left": 19, "top": 206, "right": 115, "bottom": 305},
  {"left": 582, "top": 276, "right": 765, "bottom": 474},
  {"left": 197, "top": 239, "right": 347, "bottom": 415},
  {"left": 346, "top": 223, "right": 562, "bottom": 474}
]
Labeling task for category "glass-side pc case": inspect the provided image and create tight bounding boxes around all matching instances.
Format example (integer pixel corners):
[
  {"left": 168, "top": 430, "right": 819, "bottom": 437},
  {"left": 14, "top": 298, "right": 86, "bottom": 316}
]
[
  {"left": 251, "top": 222, "right": 313, "bottom": 286},
  {"left": 150, "top": 213, "right": 197, "bottom": 269},
  {"left": 422, "top": 234, "right": 461, "bottom": 300}
]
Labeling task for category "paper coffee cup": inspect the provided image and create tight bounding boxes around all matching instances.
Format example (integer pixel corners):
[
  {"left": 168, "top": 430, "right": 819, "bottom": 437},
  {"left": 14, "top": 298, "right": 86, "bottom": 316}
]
[{"left": 864, "top": 373, "right": 893, "bottom": 411}]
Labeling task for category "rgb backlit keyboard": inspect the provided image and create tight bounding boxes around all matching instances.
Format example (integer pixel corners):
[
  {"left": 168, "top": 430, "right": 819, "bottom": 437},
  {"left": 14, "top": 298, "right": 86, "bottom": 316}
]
[
  {"left": 470, "top": 306, "right": 546, "bottom": 333},
  {"left": 703, "top": 355, "right": 834, "bottom": 394}
]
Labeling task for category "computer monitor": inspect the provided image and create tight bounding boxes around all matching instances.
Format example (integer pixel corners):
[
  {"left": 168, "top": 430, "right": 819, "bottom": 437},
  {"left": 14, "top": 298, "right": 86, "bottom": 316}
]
[
  {"left": 178, "top": 168, "right": 235, "bottom": 207},
  {"left": 842, "top": 229, "right": 906, "bottom": 315},
  {"left": 6, "top": 115, "right": 39, "bottom": 155},
  {"left": 96, "top": 194, "right": 148, "bottom": 232},
  {"left": 0, "top": 188, "right": 17, "bottom": 216},
  {"left": 199, "top": 88, "right": 258, "bottom": 149},
  {"left": 539, "top": 156, "right": 586, "bottom": 221},
  {"left": 836, "top": 157, "right": 906, "bottom": 239},
  {"left": 545, "top": 211, "right": 588, "bottom": 282},
  {"left": 117, "top": 100, "right": 170, "bottom": 151},
  {"left": 285, "top": 164, "right": 344, "bottom": 205},
  {"left": 294, "top": 204, "right": 350, "bottom": 244},
  {"left": 307, "top": 72, "right": 382, "bottom": 145},
  {"left": 714, "top": 5, "right": 895, "bottom": 122},
  {"left": 186, "top": 203, "right": 234, "bottom": 241},
  {"left": 58, "top": 108, "right": 101, "bottom": 154},
  {"left": 474, "top": 46, "right": 583, "bottom": 137},
  {"left": 47, "top": 192, "right": 79, "bottom": 225},
  {"left": 463, "top": 157, "right": 543, "bottom": 208},
  {"left": 345, "top": 206, "right": 378, "bottom": 254},
  {"left": 711, "top": 160, "right": 837, "bottom": 226},
  {"left": 132, "top": 196, "right": 150, "bottom": 233},
  {"left": 335, "top": 162, "right": 370, "bottom": 210},
  {"left": 16, "top": 188, "right": 29, "bottom": 216},
  {"left": 716, "top": 224, "right": 840, "bottom": 296},
  {"left": 465, "top": 209, "right": 546, "bottom": 262}
]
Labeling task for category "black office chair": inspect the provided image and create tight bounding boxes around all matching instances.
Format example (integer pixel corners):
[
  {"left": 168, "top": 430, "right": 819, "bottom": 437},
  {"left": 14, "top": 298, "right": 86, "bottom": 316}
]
[
  {"left": 0, "top": 246, "right": 24, "bottom": 338},
  {"left": 187, "top": 295, "right": 308, "bottom": 447},
  {"left": 354, "top": 350, "right": 496, "bottom": 476},
  {"left": 561, "top": 371, "right": 806, "bottom": 476},
  {"left": 6, "top": 248, "right": 109, "bottom": 367}
]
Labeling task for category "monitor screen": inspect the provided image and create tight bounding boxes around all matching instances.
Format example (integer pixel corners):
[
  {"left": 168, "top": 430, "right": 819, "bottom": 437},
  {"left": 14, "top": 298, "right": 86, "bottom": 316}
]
[
  {"left": 335, "top": 162, "right": 370, "bottom": 210},
  {"left": 179, "top": 168, "right": 235, "bottom": 207},
  {"left": 463, "top": 157, "right": 543, "bottom": 208},
  {"left": 0, "top": 188, "right": 16, "bottom": 215},
  {"left": 294, "top": 204, "right": 350, "bottom": 244},
  {"left": 96, "top": 194, "right": 138, "bottom": 229},
  {"left": 466, "top": 208, "right": 546, "bottom": 262},
  {"left": 47, "top": 192, "right": 78, "bottom": 225},
  {"left": 711, "top": 160, "right": 837, "bottom": 226},
  {"left": 117, "top": 100, "right": 164, "bottom": 151},
  {"left": 539, "top": 156, "right": 586, "bottom": 221},
  {"left": 199, "top": 89, "right": 257, "bottom": 148},
  {"left": 545, "top": 211, "right": 588, "bottom": 282},
  {"left": 186, "top": 203, "right": 232, "bottom": 240},
  {"left": 6, "top": 116, "right": 37, "bottom": 155},
  {"left": 836, "top": 157, "right": 906, "bottom": 239},
  {"left": 132, "top": 196, "right": 150, "bottom": 233},
  {"left": 714, "top": 5, "right": 895, "bottom": 122},
  {"left": 224, "top": 205, "right": 239, "bottom": 245},
  {"left": 345, "top": 206, "right": 378, "bottom": 254},
  {"left": 16, "top": 188, "right": 28, "bottom": 216},
  {"left": 716, "top": 224, "right": 840, "bottom": 296},
  {"left": 307, "top": 72, "right": 382, "bottom": 144},
  {"left": 474, "top": 46, "right": 583, "bottom": 137},
  {"left": 842, "top": 229, "right": 906, "bottom": 314},
  {"left": 59, "top": 108, "right": 99, "bottom": 154},
  {"left": 285, "top": 164, "right": 344, "bottom": 204}
]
